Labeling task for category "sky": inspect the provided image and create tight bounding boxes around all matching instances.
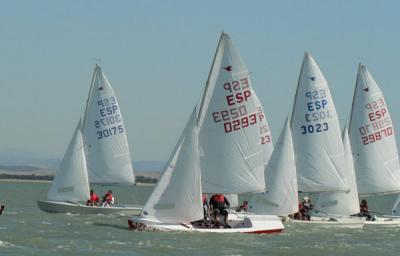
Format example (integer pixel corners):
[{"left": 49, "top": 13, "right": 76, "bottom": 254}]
[{"left": 1, "top": 0, "right": 400, "bottom": 162}]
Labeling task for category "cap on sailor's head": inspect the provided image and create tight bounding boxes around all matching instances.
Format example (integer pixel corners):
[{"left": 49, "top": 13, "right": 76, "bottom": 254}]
[{"left": 303, "top": 196, "right": 310, "bottom": 201}]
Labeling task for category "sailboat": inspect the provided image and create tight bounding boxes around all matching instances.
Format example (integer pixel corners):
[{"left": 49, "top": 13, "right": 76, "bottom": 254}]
[
  {"left": 128, "top": 108, "right": 283, "bottom": 233},
  {"left": 37, "top": 66, "right": 142, "bottom": 215},
  {"left": 128, "top": 32, "right": 284, "bottom": 233},
  {"left": 349, "top": 64, "right": 400, "bottom": 226},
  {"left": 289, "top": 53, "right": 363, "bottom": 228},
  {"left": 249, "top": 117, "right": 298, "bottom": 218}
]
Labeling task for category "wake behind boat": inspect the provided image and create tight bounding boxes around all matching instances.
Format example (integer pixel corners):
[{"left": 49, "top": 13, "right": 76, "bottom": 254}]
[{"left": 37, "top": 65, "right": 142, "bottom": 215}]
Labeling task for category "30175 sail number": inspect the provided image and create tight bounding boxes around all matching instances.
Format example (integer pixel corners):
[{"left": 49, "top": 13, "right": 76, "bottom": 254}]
[{"left": 97, "top": 125, "right": 124, "bottom": 139}]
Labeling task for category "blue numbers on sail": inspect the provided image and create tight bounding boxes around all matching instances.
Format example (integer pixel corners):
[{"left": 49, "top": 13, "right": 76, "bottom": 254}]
[
  {"left": 94, "top": 96, "right": 125, "bottom": 139},
  {"left": 301, "top": 89, "right": 330, "bottom": 134}
]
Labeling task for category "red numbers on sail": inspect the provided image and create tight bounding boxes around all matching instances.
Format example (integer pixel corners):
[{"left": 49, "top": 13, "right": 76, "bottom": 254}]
[
  {"left": 359, "top": 98, "right": 393, "bottom": 145},
  {"left": 211, "top": 77, "right": 263, "bottom": 134}
]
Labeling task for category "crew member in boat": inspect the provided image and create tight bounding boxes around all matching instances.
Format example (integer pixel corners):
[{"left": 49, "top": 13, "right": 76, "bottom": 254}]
[
  {"left": 236, "top": 200, "right": 249, "bottom": 212},
  {"left": 101, "top": 190, "right": 115, "bottom": 207},
  {"left": 202, "top": 194, "right": 209, "bottom": 220},
  {"left": 209, "top": 194, "right": 231, "bottom": 228},
  {"left": 359, "top": 199, "right": 373, "bottom": 220},
  {"left": 86, "top": 189, "right": 100, "bottom": 206},
  {"left": 299, "top": 196, "right": 313, "bottom": 220}
]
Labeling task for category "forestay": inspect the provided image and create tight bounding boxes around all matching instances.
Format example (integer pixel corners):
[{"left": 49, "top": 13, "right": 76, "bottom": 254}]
[
  {"left": 82, "top": 65, "right": 135, "bottom": 185},
  {"left": 198, "top": 32, "right": 267, "bottom": 194},
  {"left": 250, "top": 117, "right": 298, "bottom": 216},
  {"left": 47, "top": 120, "right": 90, "bottom": 202},
  {"left": 314, "top": 127, "right": 360, "bottom": 216},
  {"left": 142, "top": 108, "right": 203, "bottom": 223},
  {"left": 349, "top": 65, "right": 400, "bottom": 195},
  {"left": 290, "top": 53, "right": 347, "bottom": 193}
]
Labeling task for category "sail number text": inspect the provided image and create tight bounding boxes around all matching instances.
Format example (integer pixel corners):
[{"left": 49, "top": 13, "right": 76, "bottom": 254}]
[
  {"left": 94, "top": 96, "right": 125, "bottom": 139},
  {"left": 359, "top": 98, "right": 393, "bottom": 145},
  {"left": 300, "top": 89, "right": 330, "bottom": 134}
]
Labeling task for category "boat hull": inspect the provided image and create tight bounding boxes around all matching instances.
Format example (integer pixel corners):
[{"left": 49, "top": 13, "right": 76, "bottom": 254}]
[
  {"left": 37, "top": 200, "right": 142, "bottom": 215},
  {"left": 128, "top": 214, "right": 284, "bottom": 234},
  {"left": 364, "top": 216, "right": 400, "bottom": 227},
  {"left": 289, "top": 216, "right": 364, "bottom": 228}
]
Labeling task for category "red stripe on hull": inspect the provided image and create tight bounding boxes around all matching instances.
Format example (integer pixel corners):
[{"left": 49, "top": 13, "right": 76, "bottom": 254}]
[{"left": 246, "top": 228, "right": 284, "bottom": 234}]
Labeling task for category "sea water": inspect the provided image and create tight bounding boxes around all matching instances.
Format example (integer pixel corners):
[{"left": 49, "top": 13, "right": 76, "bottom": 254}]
[{"left": 1, "top": 180, "right": 400, "bottom": 256}]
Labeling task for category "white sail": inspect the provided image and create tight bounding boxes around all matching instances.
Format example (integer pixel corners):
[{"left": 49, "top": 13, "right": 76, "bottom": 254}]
[
  {"left": 290, "top": 53, "right": 347, "bottom": 193},
  {"left": 47, "top": 120, "right": 90, "bottom": 202},
  {"left": 82, "top": 65, "right": 135, "bottom": 185},
  {"left": 142, "top": 108, "right": 203, "bottom": 223},
  {"left": 198, "top": 32, "right": 266, "bottom": 194},
  {"left": 349, "top": 64, "right": 400, "bottom": 195},
  {"left": 253, "top": 93, "right": 274, "bottom": 166},
  {"left": 314, "top": 127, "right": 360, "bottom": 216},
  {"left": 250, "top": 117, "right": 298, "bottom": 216}
]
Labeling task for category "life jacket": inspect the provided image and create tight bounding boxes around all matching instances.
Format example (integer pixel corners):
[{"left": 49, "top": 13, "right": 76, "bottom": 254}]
[
  {"left": 202, "top": 195, "right": 207, "bottom": 205},
  {"left": 211, "top": 194, "right": 226, "bottom": 209},
  {"left": 106, "top": 193, "right": 113, "bottom": 203},
  {"left": 91, "top": 194, "right": 99, "bottom": 202},
  {"left": 213, "top": 194, "right": 225, "bottom": 203}
]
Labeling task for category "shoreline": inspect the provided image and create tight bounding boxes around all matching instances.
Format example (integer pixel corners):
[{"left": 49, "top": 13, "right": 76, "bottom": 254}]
[{"left": 0, "top": 179, "right": 155, "bottom": 186}]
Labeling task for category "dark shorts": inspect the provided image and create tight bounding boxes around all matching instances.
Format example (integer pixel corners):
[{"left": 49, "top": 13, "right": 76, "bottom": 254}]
[{"left": 213, "top": 208, "right": 228, "bottom": 217}]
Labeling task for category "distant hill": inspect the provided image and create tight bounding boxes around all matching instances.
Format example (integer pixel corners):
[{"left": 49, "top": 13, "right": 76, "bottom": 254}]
[{"left": 0, "top": 148, "right": 165, "bottom": 175}]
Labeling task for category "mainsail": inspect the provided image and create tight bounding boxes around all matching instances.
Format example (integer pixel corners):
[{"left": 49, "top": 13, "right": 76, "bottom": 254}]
[
  {"left": 314, "top": 126, "right": 360, "bottom": 216},
  {"left": 250, "top": 117, "right": 298, "bottom": 216},
  {"left": 142, "top": 108, "right": 203, "bottom": 223},
  {"left": 291, "top": 53, "right": 347, "bottom": 193},
  {"left": 47, "top": 120, "right": 90, "bottom": 202},
  {"left": 198, "top": 32, "right": 268, "bottom": 194},
  {"left": 349, "top": 64, "right": 400, "bottom": 195},
  {"left": 82, "top": 65, "right": 135, "bottom": 185}
]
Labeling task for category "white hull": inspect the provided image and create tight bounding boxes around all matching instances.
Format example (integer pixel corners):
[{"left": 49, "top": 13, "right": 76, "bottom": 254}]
[
  {"left": 289, "top": 216, "right": 364, "bottom": 228},
  {"left": 37, "top": 200, "right": 142, "bottom": 215},
  {"left": 128, "top": 214, "right": 284, "bottom": 234},
  {"left": 364, "top": 216, "right": 400, "bottom": 227}
]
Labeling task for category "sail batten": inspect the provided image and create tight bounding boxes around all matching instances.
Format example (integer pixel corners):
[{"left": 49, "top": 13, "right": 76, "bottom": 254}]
[
  {"left": 349, "top": 65, "right": 400, "bottom": 195},
  {"left": 291, "top": 53, "right": 348, "bottom": 193},
  {"left": 198, "top": 32, "right": 272, "bottom": 194}
]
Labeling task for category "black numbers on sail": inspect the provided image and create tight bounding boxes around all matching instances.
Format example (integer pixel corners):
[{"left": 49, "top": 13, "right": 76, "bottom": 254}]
[{"left": 300, "top": 122, "right": 328, "bottom": 134}]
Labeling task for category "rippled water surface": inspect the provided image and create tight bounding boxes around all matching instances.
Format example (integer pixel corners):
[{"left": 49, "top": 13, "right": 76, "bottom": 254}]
[{"left": 1, "top": 180, "right": 400, "bottom": 255}]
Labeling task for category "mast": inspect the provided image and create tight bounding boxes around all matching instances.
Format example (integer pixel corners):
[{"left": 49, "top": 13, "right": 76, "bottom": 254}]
[
  {"left": 197, "top": 32, "right": 224, "bottom": 126},
  {"left": 81, "top": 65, "right": 99, "bottom": 132}
]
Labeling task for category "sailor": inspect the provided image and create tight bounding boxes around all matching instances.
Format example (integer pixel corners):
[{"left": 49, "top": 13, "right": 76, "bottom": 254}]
[
  {"left": 101, "top": 190, "right": 115, "bottom": 207},
  {"left": 202, "top": 194, "right": 209, "bottom": 220},
  {"left": 237, "top": 200, "right": 249, "bottom": 212},
  {"left": 86, "top": 189, "right": 100, "bottom": 206},
  {"left": 209, "top": 194, "right": 231, "bottom": 228},
  {"left": 299, "top": 196, "right": 313, "bottom": 220},
  {"left": 359, "top": 199, "right": 373, "bottom": 220}
]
